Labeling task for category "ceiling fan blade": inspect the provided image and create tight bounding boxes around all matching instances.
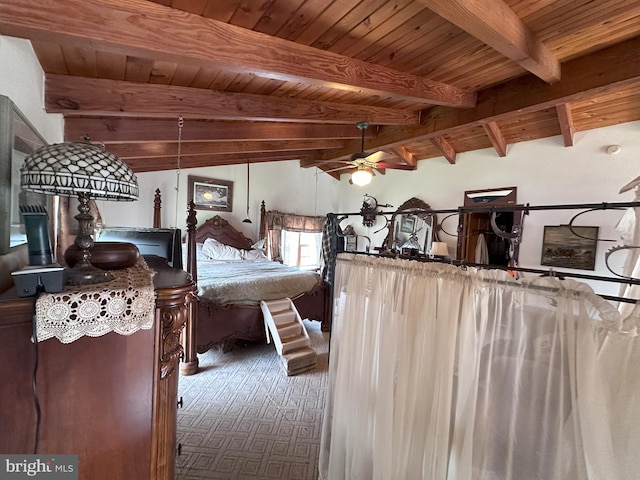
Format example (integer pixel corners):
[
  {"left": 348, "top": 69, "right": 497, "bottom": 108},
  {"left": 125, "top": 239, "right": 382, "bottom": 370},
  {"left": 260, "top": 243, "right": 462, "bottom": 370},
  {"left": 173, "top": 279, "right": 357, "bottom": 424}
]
[
  {"left": 322, "top": 164, "right": 356, "bottom": 174},
  {"left": 350, "top": 151, "right": 371, "bottom": 162},
  {"left": 317, "top": 160, "right": 355, "bottom": 165},
  {"left": 363, "top": 150, "right": 388, "bottom": 164},
  {"left": 375, "top": 161, "right": 417, "bottom": 171}
]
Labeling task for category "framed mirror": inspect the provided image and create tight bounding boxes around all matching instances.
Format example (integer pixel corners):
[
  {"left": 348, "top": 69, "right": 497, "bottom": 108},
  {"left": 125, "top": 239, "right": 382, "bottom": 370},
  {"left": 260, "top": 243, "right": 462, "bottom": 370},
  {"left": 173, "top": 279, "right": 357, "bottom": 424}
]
[
  {"left": 383, "top": 197, "right": 436, "bottom": 256},
  {"left": 0, "top": 95, "right": 49, "bottom": 254}
]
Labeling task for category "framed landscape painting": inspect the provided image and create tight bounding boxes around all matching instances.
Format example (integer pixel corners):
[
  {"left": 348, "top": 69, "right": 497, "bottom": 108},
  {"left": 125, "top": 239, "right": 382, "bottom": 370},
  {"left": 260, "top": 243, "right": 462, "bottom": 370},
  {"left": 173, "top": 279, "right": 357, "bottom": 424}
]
[
  {"left": 188, "top": 175, "right": 233, "bottom": 212},
  {"left": 540, "top": 225, "right": 599, "bottom": 270}
]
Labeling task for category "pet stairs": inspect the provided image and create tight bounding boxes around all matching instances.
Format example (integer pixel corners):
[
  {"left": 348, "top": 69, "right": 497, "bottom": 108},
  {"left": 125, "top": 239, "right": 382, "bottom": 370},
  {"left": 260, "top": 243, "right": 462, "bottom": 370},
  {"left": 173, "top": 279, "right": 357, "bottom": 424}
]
[{"left": 260, "top": 298, "right": 317, "bottom": 376}]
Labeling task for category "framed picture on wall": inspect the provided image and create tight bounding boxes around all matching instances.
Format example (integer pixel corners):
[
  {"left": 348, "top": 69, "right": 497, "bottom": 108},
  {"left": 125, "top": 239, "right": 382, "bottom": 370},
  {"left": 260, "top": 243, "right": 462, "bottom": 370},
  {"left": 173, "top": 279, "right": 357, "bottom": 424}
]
[
  {"left": 540, "top": 225, "right": 599, "bottom": 271},
  {"left": 187, "top": 175, "right": 233, "bottom": 212},
  {"left": 400, "top": 215, "right": 416, "bottom": 234}
]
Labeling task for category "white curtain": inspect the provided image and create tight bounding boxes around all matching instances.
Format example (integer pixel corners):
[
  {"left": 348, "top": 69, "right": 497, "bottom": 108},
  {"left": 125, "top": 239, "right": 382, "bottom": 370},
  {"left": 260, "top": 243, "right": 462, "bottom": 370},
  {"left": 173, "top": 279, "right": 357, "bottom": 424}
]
[
  {"left": 319, "top": 254, "right": 640, "bottom": 480},
  {"left": 616, "top": 186, "right": 640, "bottom": 317}
]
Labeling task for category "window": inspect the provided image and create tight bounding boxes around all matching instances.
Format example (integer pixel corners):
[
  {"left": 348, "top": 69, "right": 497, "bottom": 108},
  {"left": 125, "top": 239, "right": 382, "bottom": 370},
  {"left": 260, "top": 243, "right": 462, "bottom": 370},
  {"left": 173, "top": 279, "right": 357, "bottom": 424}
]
[
  {"left": 264, "top": 210, "right": 325, "bottom": 268},
  {"left": 281, "top": 230, "right": 322, "bottom": 270}
]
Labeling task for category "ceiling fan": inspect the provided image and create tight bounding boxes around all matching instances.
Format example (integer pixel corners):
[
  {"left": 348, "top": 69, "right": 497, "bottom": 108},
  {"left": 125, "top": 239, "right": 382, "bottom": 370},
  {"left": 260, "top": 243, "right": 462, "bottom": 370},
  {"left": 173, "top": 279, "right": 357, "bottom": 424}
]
[{"left": 323, "top": 121, "right": 416, "bottom": 186}]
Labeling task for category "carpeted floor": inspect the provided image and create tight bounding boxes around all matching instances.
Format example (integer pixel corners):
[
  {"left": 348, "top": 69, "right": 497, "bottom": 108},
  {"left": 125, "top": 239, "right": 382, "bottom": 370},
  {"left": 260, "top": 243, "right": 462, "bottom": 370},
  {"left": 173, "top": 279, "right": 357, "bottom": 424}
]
[{"left": 175, "top": 320, "right": 329, "bottom": 480}]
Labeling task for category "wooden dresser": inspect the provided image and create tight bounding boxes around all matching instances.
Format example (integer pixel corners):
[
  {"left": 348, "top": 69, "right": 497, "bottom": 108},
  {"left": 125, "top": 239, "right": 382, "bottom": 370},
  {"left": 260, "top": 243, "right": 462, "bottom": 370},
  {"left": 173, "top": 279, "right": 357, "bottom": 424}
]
[{"left": 0, "top": 257, "right": 195, "bottom": 480}]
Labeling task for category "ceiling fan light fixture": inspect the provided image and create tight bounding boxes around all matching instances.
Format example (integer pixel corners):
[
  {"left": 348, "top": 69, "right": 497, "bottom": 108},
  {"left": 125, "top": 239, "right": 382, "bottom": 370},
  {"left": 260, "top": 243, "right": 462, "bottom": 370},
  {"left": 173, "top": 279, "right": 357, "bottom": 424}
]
[{"left": 352, "top": 166, "right": 373, "bottom": 186}]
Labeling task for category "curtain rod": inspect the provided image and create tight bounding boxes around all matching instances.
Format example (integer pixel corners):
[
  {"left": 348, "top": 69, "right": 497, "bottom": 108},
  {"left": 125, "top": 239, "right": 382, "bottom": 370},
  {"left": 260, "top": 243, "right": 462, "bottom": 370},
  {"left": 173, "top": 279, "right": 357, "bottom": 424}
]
[
  {"left": 344, "top": 252, "right": 640, "bottom": 304},
  {"left": 330, "top": 200, "right": 640, "bottom": 218},
  {"left": 327, "top": 201, "right": 640, "bottom": 304},
  {"left": 369, "top": 252, "right": 640, "bottom": 285}
]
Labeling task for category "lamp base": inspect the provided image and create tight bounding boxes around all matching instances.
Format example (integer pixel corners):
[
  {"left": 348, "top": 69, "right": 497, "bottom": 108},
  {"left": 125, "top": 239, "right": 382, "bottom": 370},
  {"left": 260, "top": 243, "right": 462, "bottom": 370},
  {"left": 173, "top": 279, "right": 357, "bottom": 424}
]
[
  {"left": 65, "top": 192, "right": 113, "bottom": 286},
  {"left": 66, "top": 259, "right": 113, "bottom": 286}
]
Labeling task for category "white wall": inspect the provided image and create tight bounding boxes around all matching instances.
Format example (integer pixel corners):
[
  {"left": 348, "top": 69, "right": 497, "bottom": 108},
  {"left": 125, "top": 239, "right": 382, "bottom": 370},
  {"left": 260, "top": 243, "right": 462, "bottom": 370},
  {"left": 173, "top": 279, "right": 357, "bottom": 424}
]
[
  {"left": 0, "top": 35, "right": 63, "bottom": 257},
  {"left": 337, "top": 120, "right": 640, "bottom": 295},
  {"left": 0, "top": 35, "right": 63, "bottom": 143}
]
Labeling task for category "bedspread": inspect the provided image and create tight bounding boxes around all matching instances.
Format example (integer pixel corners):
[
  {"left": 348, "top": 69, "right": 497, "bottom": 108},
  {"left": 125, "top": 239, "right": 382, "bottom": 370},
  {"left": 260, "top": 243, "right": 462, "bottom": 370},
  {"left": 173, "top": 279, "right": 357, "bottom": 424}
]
[{"left": 197, "top": 260, "right": 321, "bottom": 305}]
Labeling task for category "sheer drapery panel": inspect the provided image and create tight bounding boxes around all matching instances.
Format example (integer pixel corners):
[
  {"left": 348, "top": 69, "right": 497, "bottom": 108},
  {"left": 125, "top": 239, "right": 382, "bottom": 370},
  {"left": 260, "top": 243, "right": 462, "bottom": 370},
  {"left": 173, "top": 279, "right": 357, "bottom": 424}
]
[{"left": 320, "top": 254, "right": 640, "bottom": 480}]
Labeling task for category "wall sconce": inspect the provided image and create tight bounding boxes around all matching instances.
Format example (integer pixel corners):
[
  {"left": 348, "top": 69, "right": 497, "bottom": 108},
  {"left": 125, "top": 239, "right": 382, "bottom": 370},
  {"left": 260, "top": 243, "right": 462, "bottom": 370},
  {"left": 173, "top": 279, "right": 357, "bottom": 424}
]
[{"left": 360, "top": 194, "right": 385, "bottom": 227}]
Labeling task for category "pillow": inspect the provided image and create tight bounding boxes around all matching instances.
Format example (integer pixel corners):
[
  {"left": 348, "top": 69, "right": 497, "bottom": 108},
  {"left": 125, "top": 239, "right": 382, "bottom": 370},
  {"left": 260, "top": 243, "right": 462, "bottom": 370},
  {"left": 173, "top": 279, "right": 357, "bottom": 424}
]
[
  {"left": 181, "top": 242, "right": 209, "bottom": 266},
  {"left": 194, "top": 242, "right": 209, "bottom": 261},
  {"left": 241, "top": 249, "right": 269, "bottom": 262},
  {"left": 251, "top": 238, "right": 266, "bottom": 250},
  {"left": 202, "top": 237, "right": 243, "bottom": 261}
]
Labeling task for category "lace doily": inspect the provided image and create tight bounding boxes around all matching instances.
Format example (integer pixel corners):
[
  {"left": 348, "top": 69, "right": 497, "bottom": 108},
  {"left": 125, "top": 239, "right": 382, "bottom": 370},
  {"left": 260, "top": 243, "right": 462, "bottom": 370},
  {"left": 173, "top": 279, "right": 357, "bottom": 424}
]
[{"left": 35, "top": 257, "right": 156, "bottom": 344}]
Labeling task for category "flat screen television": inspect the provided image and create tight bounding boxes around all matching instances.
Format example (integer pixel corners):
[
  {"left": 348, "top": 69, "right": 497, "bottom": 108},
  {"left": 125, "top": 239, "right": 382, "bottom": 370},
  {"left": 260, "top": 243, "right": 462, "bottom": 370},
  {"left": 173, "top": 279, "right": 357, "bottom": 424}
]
[{"left": 96, "top": 227, "right": 183, "bottom": 270}]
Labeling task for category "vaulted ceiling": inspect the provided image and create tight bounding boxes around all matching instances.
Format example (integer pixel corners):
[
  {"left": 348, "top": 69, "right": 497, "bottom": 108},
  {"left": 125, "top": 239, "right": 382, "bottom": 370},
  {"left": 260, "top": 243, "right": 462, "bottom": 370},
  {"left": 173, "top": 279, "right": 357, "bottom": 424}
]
[{"left": 0, "top": 0, "right": 638, "bottom": 179}]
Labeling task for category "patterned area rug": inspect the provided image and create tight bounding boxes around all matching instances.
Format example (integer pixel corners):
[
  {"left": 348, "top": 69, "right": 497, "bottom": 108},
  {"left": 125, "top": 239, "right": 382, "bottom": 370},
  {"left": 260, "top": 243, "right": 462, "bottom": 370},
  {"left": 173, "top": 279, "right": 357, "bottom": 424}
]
[{"left": 176, "top": 320, "right": 329, "bottom": 480}]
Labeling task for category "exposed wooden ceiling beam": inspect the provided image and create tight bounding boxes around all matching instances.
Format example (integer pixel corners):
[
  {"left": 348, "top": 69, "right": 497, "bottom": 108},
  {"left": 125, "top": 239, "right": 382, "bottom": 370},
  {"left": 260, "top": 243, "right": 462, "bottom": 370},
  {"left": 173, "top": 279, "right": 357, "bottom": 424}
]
[
  {"left": 65, "top": 118, "right": 374, "bottom": 143},
  {"left": 0, "top": 0, "right": 476, "bottom": 107},
  {"left": 45, "top": 75, "right": 418, "bottom": 125},
  {"left": 419, "top": 0, "right": 560, "bottom": 83},
  {"left": 126, "top": 150, "right": 319, "bottom": 173},
  {"left": 314, "top": 37, "right": 640, "bottom": 162},
  {"left": 389, "top": 146, "right": 418, "bottom": 168},
  {"left": 430, "top": 136, "right": 457, "bottom": 164},
  {"left": 107, "top": 138, "right": 346, "bottom": 159},
  {"left": 555, "top": 103, "right": 575, "bottom": 147},
  {"left": 482, "top": 122, "right": 507, "bottom": 157}
]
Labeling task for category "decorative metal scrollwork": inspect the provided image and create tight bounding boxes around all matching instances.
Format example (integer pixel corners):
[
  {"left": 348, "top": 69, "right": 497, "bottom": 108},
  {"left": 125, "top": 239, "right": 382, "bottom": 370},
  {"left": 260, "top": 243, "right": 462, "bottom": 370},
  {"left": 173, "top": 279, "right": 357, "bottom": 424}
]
[
  {"left": 605, "top": 244, "right": 640, "bottom": 279},
  {"left": 360, "top": 194, "right": 391, "bottom": 227},
  {"left": 490, "top": 211, "right": 522, "bottom": 242},
  {"left": 568, "top": 207, "right": 624, "bottom": 242}
]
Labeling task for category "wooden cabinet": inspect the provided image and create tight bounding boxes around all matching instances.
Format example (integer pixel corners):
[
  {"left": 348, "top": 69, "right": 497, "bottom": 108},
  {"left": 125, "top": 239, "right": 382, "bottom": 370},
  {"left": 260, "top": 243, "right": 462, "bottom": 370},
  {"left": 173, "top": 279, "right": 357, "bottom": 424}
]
[
  {"left": 456, "top": 187, "right": 521, "bottom": 266},
  {"left": 0, "top": 259, "right": 195, "bottom": 480}
]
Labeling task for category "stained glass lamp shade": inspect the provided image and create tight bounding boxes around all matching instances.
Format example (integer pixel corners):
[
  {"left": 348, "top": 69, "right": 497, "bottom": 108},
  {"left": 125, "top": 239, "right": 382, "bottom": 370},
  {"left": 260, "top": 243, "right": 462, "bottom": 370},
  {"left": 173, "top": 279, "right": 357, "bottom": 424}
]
[{"left": 20, "top": 142, "right": 139, "bottom": 285}]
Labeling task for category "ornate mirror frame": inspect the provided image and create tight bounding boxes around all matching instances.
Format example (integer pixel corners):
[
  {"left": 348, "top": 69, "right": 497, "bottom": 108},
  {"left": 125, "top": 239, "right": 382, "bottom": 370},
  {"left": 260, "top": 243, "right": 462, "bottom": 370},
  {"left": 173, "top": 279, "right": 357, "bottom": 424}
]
[{"left": 383, "top": 197, "right": 437, "bottom": 254}]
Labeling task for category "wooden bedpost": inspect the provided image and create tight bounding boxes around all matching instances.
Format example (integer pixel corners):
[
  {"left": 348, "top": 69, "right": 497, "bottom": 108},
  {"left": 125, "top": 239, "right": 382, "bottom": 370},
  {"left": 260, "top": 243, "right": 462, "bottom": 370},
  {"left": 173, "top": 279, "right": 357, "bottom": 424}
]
[
  {"left": 180, "top": 201, "right": 199, "bottom": 376},
  {"left": 259, "top": 200, "right": 266, "bottom": 239},
  {"left": 185, "top": 201, "right": 197, "bottom": 282},
  {"left": 153, "top": 188, "right": 162, "bottom": 228}
]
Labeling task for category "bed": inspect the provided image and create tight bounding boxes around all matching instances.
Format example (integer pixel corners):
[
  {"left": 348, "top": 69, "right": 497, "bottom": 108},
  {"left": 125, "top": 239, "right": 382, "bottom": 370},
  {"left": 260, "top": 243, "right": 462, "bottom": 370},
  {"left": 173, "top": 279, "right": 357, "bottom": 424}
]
[{"left": 180, "top": 201, "right": 330, "bottom": 375}]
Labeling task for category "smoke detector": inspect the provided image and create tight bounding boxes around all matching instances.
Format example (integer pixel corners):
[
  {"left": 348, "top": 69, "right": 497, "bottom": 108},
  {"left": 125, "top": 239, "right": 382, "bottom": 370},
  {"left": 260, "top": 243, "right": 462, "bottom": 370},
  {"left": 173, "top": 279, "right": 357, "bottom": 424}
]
[{"left": 606, "top": 145, "right": 621, "bottom": 155}]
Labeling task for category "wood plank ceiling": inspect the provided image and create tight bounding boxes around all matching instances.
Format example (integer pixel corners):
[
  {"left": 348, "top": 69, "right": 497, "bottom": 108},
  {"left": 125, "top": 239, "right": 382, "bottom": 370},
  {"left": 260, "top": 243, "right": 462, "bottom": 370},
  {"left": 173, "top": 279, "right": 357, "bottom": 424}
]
[{"left": 0, "top": 0, "right": 638, "bottom": 178}]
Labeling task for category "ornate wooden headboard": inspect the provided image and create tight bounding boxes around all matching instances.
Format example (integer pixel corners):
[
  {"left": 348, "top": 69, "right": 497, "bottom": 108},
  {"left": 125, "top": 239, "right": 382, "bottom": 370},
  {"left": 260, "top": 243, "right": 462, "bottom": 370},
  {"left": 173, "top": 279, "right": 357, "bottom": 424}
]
[
  {"left": 194, "top": 215, "right": 253, "bottom": 250},
  {"left": 182, "top": 198, "right": 269, "bottom": 277}
]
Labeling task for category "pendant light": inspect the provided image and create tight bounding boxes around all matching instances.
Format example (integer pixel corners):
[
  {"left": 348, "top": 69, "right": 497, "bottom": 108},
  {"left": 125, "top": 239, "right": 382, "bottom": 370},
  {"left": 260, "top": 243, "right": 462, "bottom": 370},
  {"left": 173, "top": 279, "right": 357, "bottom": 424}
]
[
  {"left": 242, "top": 161, "right": 252, "bottom": 223},
  {"left": 174, "top": 116, "right": 183, "bottom": 228}
]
